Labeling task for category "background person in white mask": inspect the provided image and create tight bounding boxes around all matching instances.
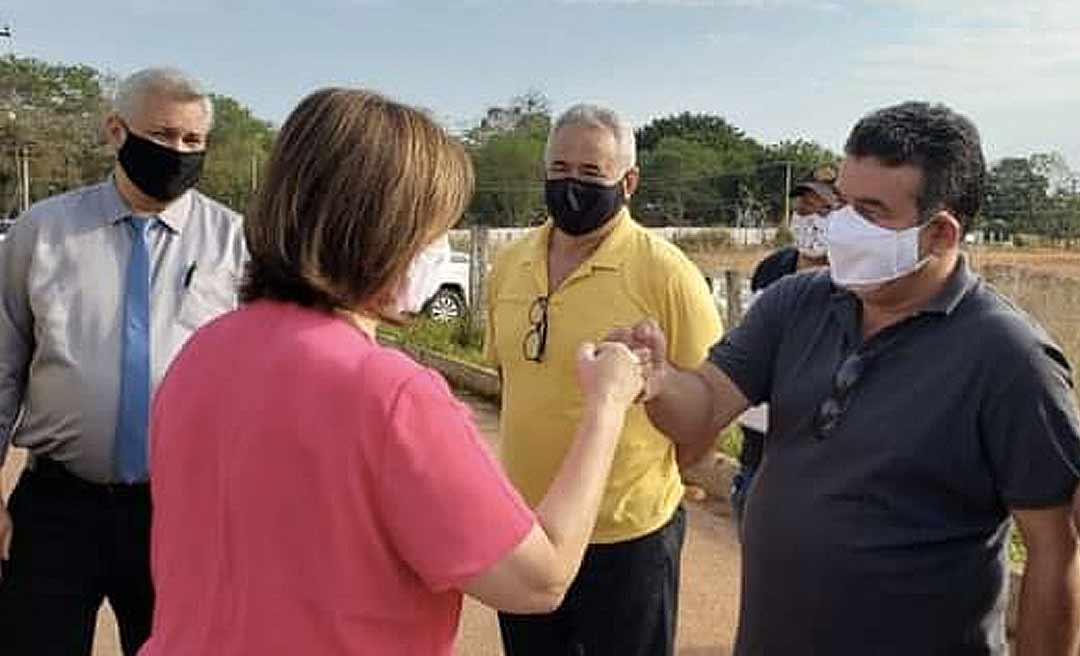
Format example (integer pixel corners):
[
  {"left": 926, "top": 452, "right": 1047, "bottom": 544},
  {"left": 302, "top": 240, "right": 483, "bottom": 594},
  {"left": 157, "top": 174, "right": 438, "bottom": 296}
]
[
  {"left": 731, "top": 168, "right": 839, "bottom": 531},
  {"left": 611, "top": 101, "right": 1080, "bottom": 655}
]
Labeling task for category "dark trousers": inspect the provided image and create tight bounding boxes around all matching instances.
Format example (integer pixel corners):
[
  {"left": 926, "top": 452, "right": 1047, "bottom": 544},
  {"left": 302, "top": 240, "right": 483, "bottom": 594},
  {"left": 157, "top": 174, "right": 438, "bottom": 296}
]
[
  {"left": 498, "top": 506, "right": 687, "bottom": 656},
  {"left": 0, "top": 459, "right": 154, "bottom": 656}
]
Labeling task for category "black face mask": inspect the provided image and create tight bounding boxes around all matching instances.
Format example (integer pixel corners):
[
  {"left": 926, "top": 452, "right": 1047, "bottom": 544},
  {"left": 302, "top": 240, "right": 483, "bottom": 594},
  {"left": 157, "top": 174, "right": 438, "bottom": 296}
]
[
  {"left": 544, "top": 177, "right": 625, "bottom": 236},
  {"left": 118, "top": 127, "right": 205, "bottom": 202}
]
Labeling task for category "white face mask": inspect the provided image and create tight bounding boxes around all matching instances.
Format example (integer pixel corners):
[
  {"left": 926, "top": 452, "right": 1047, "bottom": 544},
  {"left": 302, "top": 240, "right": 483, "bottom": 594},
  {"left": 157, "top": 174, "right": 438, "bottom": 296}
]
[
  {"left": 398, "top": 234, "right": 451, "bottom": 314},
  {"left": 825, "top": 205, "right": 931, "bottom": 292},
  {"left": 791, "top": 212, "right": 828, "bottom": 258}
]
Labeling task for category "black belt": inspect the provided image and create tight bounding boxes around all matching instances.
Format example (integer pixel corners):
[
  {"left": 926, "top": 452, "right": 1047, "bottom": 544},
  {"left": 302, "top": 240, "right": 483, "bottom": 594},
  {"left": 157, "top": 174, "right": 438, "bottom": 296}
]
[{"left": 29, "top": 456, "right": 149, "bottom": 497}]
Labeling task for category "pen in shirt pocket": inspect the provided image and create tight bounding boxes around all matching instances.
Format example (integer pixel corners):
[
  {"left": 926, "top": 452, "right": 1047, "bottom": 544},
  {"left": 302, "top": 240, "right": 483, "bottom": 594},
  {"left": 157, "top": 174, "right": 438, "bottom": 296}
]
[{"left": 183, "top": 262, "right": 197, "bottom": 289}]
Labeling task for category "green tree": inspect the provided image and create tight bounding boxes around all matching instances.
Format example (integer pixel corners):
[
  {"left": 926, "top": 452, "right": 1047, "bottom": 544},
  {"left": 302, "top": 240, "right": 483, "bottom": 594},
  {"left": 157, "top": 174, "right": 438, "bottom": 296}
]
[
  {"left": 636, "top": 111, "right": 758, "bottom": 156},
  {"left": 1030, "top": 153, "right": 1080, "bottom": 242},
  {"left": 983, "top": 154, "right": 1080, "bottom": 242},
  {"left": 1029, "top": 152, "right": 1074, "bottom": 193},
  {"left": 635, "top": 112, "right": 764, "bottom": 226},
  {"left": 201, "top": 95, "right": 275, "bottom": 212},
  {"left": 763, "top": 140, "right": 838, "bottom": 174},
  {"left": 755, "top": 139, "right": 839, "bottom": 219},
  {"left": 469, "top": 130, "right": 546, "bottom": 226},
  {"left": 635, "top": 112, "right": 836, "bottom": 227},
  {"left": 466, "top": 91, "right": 551, "bottom": 226},
  {"left": 635, "top": 136, "right": 725, "bottom": 224},
  {"left": 0, "top": 55, "right": 114, "bottom": 215},
  {"left": 985, "top": 157, "right": 1052, "bottom": 234}
]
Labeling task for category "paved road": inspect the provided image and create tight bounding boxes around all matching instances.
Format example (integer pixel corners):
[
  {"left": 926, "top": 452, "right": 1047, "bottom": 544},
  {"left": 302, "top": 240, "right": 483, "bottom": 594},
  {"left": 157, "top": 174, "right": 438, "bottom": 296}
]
[{"left": 1, "top": 392, "right": 743, "bottom": 655}]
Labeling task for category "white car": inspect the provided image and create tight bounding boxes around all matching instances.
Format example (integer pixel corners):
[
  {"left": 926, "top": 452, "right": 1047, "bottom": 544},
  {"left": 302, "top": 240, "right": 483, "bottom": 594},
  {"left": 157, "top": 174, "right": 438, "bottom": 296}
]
[{"left": 423, "top": 249, "right": 471, "bottom": 322}]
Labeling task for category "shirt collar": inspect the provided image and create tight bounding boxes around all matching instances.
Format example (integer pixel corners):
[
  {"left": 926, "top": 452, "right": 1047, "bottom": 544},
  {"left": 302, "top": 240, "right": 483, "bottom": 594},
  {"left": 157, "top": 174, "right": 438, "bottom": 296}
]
[
  {"left": 520, "top": 207, "right": 634, "bottom": 271},
  {"left": 828, "top": 253, "right": 978, "bottom": 316},
  {"left": 588, "top": 208, "right": 634, "bottom": 269},
  {"left": 100, "top": 176, "right": 192, "bottom": 233},
  {"left": 920, "top": 254, "right": 978, "bottom": 316}
]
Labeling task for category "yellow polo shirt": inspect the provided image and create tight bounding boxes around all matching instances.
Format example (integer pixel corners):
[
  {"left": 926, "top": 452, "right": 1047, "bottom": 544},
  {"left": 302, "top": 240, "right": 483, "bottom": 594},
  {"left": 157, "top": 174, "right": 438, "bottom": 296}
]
[{"left": 485, "top": 210, "right": 723, "bottom": 543}]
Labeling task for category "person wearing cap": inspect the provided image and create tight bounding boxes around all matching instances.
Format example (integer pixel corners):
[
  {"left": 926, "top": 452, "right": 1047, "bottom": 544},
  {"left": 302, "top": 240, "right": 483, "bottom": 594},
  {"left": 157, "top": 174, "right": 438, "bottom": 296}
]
[{"left": 729, "top": 169, "right": 840, "bottom": 530}]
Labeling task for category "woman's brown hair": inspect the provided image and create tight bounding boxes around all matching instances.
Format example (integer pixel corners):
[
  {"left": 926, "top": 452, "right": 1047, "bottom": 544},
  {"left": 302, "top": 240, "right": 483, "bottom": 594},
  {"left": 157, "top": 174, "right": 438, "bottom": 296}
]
[{"left": 241, "top": 88, "right": 474, "bottom": 317}]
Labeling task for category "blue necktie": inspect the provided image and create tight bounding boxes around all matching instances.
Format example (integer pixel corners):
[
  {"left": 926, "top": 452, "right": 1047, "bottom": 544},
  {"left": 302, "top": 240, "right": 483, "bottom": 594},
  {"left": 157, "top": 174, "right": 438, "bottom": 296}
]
[{"left": 113, "top": 216, "right": 153, "bottom": 483}]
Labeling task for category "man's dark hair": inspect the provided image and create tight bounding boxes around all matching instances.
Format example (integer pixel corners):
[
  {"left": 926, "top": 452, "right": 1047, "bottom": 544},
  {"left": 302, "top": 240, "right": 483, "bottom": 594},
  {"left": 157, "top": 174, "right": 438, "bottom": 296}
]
[{"left": 845, "top": 101, "right": 986, "bottom": 230}]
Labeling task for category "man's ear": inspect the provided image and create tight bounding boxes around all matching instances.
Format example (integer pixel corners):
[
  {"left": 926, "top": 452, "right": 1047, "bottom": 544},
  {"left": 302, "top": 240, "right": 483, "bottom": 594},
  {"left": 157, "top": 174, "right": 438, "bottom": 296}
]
[
  {"left": 104, "top": 113, "right": 127, "bottom": 151},
  {"left": 622, "top": 166, "right": 640, "bottom": 198},
  {"left": 924, "top": 210, "right": 963, "bottom": 256}
]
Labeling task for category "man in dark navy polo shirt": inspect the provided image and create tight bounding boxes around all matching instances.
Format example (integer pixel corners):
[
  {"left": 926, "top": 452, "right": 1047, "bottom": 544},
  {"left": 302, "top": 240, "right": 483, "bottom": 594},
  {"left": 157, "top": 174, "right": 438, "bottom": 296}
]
[{"left": 613, "top": 102, "right": 1080, "bottom": 654}]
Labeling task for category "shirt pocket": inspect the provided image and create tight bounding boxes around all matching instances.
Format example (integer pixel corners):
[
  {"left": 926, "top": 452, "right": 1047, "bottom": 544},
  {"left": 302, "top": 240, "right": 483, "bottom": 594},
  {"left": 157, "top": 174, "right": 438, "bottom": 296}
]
[
  {"left": 177, "top": 267, "right": 238, "bottom": 331},
  {"left": 491, "top": 292, "right": 536, "bottom": 366}
]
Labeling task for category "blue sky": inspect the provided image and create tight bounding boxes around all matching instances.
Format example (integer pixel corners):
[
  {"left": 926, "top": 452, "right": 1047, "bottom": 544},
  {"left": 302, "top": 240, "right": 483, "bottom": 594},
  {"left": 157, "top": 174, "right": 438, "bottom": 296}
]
[{"left": 5, "top": 0, "right": 1080, "bottom": 169}]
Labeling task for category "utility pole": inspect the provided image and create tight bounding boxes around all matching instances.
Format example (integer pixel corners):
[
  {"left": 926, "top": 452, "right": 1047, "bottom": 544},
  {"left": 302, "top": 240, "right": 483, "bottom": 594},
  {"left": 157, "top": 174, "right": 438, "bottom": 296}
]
[
  {"left": 782, "top": 161, "right": 792, "bottom": 230},
  {"left": 20, "top": 145, "right": 29, "bottom": 212},
  {"left": 11, "top": 137, "right": 19, "bottom": 213},
  {"left": 2, "top": 23, "right": 18, "bottom": 214},
  {"left": 250, "top": 150, "right": 258, "bottom": 192},
  {"left": 468, "top": 218, "right": 489, "bottom": 336}
]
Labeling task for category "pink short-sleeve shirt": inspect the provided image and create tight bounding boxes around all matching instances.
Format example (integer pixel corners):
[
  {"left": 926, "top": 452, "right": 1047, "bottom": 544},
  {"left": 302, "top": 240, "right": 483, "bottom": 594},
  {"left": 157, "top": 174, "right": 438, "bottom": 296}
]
[{"left": 141, "top": 301, "right": 535, "bottom": 656}]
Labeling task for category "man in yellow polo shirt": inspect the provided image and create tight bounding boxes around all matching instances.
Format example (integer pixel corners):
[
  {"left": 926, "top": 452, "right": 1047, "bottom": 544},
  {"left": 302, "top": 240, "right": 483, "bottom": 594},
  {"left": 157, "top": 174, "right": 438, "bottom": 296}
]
[{"left": 485, "top": 103, "right": 723, "bottom": 656}]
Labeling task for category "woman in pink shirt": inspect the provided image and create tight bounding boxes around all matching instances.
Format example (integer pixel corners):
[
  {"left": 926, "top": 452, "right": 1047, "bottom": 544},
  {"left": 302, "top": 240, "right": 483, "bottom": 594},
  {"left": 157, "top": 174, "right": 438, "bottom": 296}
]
[{"left": 140, "top": 88, "right": 644, "bottom": 655}]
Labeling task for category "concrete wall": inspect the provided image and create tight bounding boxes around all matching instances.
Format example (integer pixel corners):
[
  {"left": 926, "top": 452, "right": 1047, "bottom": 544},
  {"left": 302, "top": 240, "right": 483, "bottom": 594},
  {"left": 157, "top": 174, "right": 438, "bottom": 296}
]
[{"left": 449, "top": 225, "right": 778, "bottom": 251}]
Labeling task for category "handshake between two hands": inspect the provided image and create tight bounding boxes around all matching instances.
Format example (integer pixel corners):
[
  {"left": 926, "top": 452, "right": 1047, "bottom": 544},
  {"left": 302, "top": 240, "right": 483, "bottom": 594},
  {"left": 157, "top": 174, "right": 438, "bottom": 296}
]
[{"left": 575, "top": 319, "right": 670, "bottom": 409}]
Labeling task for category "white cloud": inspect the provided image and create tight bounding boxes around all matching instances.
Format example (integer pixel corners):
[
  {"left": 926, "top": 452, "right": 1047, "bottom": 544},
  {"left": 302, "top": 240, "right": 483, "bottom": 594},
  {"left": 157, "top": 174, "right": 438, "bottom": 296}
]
[
  {"left": 854, "top": 27, "right": 1080, "bottom": 99},
  {"left": 846, "top": 1, "right": 1080, "bottom": 166},
  {"left": 849, "top": 0, "right": 1080, "bottom": 104},
  {"left": 873, "top": 0, "right": 1080, "bottom": 28}
]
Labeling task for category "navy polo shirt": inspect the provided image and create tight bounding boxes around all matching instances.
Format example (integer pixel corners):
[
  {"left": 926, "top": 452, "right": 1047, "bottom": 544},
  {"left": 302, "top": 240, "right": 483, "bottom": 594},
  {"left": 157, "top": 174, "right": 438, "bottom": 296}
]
[{"left": 710, "top": 257, "right": 1080, "bottom": 655}]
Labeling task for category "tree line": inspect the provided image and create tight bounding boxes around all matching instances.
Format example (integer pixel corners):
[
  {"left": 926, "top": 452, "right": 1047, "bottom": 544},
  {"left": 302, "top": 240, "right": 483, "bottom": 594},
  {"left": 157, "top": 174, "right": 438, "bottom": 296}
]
[
  {"left": 2, "top": 56, "right": 1078, "bottom": 242},
  {"left": 463, "top": 91, "right": 838, "bottom": 229}
]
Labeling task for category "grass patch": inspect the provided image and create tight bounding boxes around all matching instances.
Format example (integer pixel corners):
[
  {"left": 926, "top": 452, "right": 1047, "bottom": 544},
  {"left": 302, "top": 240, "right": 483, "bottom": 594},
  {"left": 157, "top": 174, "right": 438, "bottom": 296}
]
[
  {"left": 715, "top": 424, "right": 744, "bottom": 461},
  {"left": 380, "top": 318, "right": 487, "bottom": 367},
  {"left": 1008, "top": 526, "right": 1027, "bottom": 565},
  {"left": 973, "top": 262, "right": 1080, "bottom": 396}
]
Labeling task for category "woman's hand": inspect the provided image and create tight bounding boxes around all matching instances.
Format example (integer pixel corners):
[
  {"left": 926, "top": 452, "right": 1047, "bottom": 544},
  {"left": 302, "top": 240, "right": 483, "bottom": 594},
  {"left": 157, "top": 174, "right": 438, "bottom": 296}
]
[{"left": 574, "top": 341, "right": 645, "bottom": 410}]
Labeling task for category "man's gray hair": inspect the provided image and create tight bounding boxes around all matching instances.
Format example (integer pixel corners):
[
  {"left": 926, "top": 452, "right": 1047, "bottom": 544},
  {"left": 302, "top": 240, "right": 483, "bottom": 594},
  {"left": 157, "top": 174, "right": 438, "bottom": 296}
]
[
  {"left": 113, "top": 67, "right": 214, "bottom": 127},
  {"left": 545, "top": 103, "right": 636, "bottom": 173}
]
